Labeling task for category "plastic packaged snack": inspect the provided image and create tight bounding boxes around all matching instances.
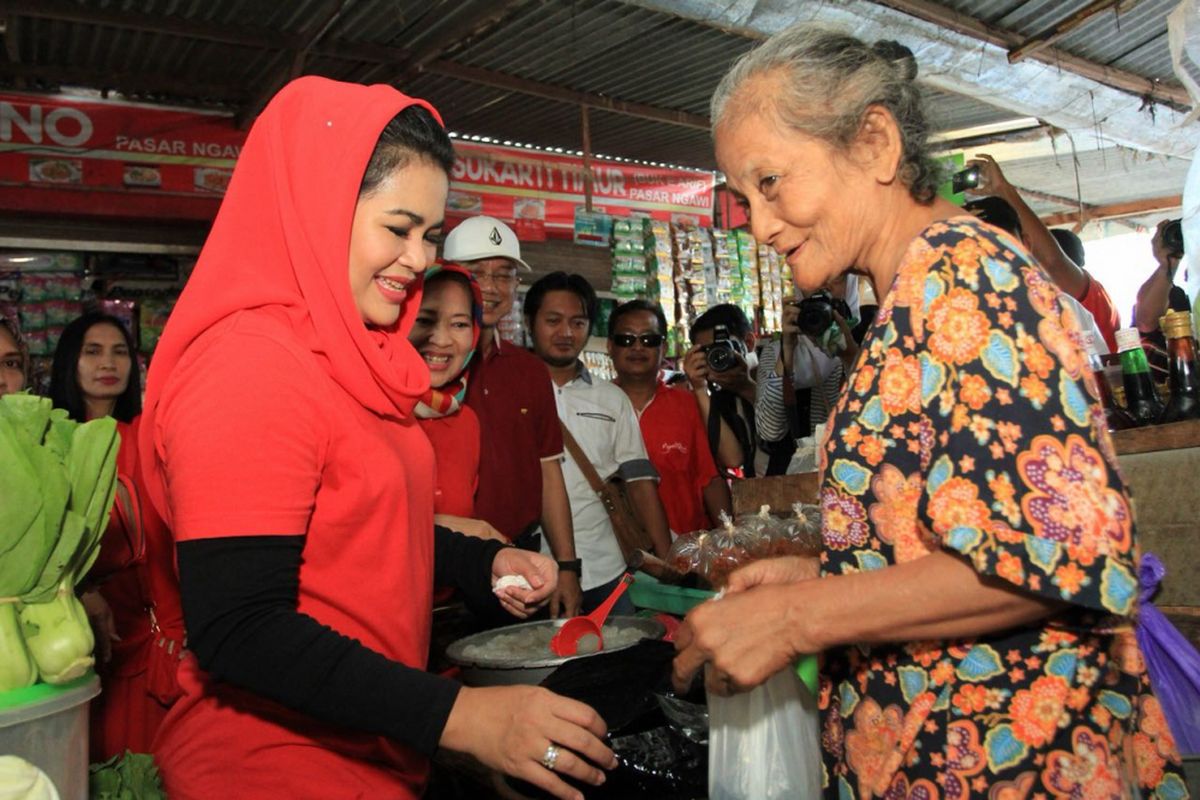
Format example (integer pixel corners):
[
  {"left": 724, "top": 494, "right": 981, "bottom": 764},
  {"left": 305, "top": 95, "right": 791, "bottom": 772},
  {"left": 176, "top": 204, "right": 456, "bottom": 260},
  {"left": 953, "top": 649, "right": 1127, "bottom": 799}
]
[{"left": 780, "top": 502, "right": 823, "bottom": 557}]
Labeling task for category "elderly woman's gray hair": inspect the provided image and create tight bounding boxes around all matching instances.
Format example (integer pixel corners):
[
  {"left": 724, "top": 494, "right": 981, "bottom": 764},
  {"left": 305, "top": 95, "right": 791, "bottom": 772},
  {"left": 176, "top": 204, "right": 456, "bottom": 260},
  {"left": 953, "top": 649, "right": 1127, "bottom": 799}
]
[{"left": 711, "top": 26, "right": 942, "bottom": 203}]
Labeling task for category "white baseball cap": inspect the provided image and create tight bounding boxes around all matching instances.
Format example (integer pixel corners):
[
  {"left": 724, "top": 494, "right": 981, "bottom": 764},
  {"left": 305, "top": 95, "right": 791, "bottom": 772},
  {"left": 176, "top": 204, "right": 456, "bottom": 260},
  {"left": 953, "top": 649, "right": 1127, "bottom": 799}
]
[{"left": 442, "top": 215, "right": 532, "bottom": 272}]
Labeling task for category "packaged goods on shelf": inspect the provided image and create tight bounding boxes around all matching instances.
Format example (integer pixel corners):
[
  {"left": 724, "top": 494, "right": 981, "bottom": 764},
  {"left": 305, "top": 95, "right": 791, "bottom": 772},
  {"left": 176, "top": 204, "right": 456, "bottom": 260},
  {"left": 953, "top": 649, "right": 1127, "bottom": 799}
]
[
  {"left": 611, "top": 217, "right": 649, "bottom": 304},
  {"left": 735, "top": 230, "right": 761, "bottom": 326},
  {"left": 759, "top": 244, "right": 784, "bottom": 333}
]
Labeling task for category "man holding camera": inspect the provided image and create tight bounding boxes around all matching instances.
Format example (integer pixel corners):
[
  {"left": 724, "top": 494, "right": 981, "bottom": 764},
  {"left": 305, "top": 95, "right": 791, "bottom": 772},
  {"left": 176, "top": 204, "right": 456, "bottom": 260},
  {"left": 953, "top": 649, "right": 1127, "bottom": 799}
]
[
  {"left": 1135, "top": 218, "right": 1187, "bottom": 336},
  {"left": 682, "top": 304, "right": 762, "bottom": 477},
  {"left": 964, "top": 154, "right": 1120, "bottom": 352},
  {"left": 757, "top": 275, "right": 860, "bottom": 455}
]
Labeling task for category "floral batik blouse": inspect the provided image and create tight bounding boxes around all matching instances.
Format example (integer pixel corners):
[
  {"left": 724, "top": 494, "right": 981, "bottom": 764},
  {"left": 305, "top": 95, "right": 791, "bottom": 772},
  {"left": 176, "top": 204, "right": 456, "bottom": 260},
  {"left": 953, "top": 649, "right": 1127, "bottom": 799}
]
[{"left": 817, "top": 217, "right": 1188, "bottom": 799}]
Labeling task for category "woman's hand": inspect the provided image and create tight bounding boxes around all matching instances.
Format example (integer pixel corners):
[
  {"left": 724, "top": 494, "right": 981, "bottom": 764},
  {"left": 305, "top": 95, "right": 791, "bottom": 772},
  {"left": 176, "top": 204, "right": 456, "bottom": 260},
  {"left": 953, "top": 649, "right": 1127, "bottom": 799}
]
[
  {"left": 725, "top": 555, "right": 820, "bottom": 594},
  {"left": 672, "top": 582, "right": 817, "bottom": 696},
  {"left": 80, "top": 589, "right": 119, "bottom": 663},
  {"left": 436, "top": 514, "right": 506, "bottom": 542},
  {"left": 440, "top": 685, "right": 617, "bottom": 800},
  {"left": 491, "top": 548, "right": 557, "bottom": 619}
]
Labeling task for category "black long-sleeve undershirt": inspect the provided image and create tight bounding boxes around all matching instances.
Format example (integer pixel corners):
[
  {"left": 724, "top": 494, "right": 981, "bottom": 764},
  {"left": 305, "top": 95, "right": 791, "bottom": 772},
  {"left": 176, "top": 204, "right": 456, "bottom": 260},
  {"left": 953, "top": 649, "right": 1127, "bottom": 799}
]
[{"left": 176, "top": 527, "right": 505, "bottom": 756}]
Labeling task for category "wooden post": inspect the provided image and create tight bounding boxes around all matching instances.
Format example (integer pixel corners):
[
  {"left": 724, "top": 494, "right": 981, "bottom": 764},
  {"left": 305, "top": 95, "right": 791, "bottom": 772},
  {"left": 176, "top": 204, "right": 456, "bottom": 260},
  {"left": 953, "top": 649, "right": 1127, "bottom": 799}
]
[{"left": 581, "top": 104, "right": 593, "bottom": 213}]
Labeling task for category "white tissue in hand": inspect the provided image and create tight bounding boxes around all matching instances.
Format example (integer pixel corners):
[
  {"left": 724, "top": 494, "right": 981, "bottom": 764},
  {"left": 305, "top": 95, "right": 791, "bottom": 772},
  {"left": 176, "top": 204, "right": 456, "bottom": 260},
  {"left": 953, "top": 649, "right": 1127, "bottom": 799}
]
[{"left": 492, "top": 574, "right": 533, "bottom": 595}]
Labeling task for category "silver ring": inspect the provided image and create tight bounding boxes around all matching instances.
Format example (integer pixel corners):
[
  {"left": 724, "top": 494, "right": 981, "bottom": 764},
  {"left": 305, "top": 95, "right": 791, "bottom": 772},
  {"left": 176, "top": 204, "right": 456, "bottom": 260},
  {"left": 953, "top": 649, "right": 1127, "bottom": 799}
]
[{"left": 540, "top": 744, "right": 560, "bottom": 771}]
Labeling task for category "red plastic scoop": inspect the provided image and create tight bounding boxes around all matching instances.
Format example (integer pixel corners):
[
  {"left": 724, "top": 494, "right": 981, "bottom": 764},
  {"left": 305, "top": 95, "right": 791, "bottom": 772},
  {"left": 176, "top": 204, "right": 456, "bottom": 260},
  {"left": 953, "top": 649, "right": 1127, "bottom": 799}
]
[{"left": 549, "top": 573, "right": 634, "bottom": 657}]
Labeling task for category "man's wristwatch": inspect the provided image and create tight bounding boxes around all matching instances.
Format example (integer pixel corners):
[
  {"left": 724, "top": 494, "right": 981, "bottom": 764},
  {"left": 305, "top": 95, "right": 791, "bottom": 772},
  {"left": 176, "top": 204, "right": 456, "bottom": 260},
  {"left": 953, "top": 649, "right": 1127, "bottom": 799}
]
[{"left": 556, "top": 559, "right": 582, "bottom": 574}]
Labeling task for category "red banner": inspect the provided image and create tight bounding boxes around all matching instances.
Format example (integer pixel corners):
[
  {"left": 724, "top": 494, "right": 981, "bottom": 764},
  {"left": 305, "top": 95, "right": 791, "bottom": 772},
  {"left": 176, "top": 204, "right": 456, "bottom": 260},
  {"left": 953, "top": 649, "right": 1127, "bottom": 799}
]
[
  {"left": 448, "top": 142, "right": 714, "bottom": 235},
  {"left": 0, "top": 91, "right": 244, "bottom": 220},
  {"left": 0, "top": 93, "right": 715, "bottom": 231}
]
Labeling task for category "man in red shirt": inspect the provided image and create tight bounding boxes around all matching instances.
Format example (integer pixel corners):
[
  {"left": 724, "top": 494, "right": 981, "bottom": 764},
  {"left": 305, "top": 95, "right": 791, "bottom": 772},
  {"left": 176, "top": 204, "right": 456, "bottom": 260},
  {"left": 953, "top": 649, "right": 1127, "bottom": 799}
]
[
  {"left": 966, "top": 155, "right": 1120, "bottom": 351},
  {"left": 446, "top": 216, "right": 581, "bottom": 617},
  {"left": 608, "top": 299, "right": 731, "bottom": 536}
]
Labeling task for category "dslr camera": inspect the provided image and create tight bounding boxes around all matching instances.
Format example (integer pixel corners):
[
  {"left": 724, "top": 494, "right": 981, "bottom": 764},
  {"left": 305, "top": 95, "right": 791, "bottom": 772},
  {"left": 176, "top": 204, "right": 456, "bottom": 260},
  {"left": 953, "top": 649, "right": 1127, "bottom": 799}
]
[
  {"left": 703, "top": 324, "right": 747, "bottom": 373},
  {"left": 795, "top": 291, "right": 853, "bottom": 337},
  {"left": 1163, "top": 219, "right": 1185, "bottom": 257}
]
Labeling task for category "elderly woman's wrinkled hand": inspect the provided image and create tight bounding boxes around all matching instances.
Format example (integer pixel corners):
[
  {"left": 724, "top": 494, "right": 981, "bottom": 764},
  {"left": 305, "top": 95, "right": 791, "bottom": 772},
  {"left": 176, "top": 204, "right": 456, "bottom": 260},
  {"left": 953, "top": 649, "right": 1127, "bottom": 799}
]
[
  {"left": 671, "top": 583, "right": 815, "bottom": 696},
  {"left": 725, "top": 555, "right": 820, "bottom": 594}
]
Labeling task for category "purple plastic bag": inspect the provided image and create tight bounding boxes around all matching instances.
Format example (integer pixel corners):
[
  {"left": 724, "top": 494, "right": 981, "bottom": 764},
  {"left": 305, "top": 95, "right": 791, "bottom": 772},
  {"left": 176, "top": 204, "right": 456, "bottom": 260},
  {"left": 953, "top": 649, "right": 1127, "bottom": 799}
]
[{"left": 1135, "top": 552, "right": 1200, "bottom": 755}]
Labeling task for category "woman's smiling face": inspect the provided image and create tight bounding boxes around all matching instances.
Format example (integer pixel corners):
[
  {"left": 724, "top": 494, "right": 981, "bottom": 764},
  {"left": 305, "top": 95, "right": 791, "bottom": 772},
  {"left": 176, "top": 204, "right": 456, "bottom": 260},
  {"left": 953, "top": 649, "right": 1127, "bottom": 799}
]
[
  {"left": 715, "top": 79, "right": 875, "bottom": 295},
  {"left": 348, "top": 158, "right": 449, "bottom": 328},
  {"left": 408, "top": 275, "right": 475, "bottom": 388}
]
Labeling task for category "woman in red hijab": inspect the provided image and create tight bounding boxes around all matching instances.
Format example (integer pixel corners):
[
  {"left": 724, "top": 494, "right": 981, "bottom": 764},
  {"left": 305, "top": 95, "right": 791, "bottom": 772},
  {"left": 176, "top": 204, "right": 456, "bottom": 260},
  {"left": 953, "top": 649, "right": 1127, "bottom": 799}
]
[{"left": 139, "top": 77, "right": 615, "bottom": 800}]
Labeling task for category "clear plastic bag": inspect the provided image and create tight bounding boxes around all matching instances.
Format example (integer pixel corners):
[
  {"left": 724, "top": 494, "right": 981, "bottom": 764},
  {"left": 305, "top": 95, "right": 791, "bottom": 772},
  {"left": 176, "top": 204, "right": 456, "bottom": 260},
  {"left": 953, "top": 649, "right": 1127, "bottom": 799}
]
[
  {"left": 705, "top": 513, "right": 751, "bottom": 589},
  {"left": 780, "top": 502, "right": 823, "bottom": 557},
  {"left": 707, "top": 669, "right": 822, "bottom": 799},
  {"left": 667, "top": 531, "right": 706, "bottom": 576}
]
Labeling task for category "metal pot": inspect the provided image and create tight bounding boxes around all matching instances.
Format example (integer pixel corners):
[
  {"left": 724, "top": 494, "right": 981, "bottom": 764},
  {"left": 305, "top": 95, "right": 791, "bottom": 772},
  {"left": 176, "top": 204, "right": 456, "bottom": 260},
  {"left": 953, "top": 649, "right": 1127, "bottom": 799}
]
[{"left": 445, "top": 616, "right": 665, "bottom": 687}]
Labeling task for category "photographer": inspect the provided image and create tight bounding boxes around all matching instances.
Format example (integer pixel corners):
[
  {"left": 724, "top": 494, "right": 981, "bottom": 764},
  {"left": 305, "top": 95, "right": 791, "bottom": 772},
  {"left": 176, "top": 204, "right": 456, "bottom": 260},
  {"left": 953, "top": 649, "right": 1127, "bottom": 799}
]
[
  {"left": 681, "top": 304, "right": 760, "bottom": 476},
  {"left": 757, "top": 275, "right": 860, "bottom": 454},
  {"left": 1134, "top": 218, "right": 1187, "bottom": 336},
  {"left": 965, "top": 154, "right": 1120, "bottom": 351}
]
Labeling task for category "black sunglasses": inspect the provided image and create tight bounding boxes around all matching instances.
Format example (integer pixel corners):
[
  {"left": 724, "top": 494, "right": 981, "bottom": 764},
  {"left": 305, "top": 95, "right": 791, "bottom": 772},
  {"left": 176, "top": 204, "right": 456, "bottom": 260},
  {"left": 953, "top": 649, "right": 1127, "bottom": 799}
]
[{"left": 612, "top": 333, "right": 664, "bottom": 348}]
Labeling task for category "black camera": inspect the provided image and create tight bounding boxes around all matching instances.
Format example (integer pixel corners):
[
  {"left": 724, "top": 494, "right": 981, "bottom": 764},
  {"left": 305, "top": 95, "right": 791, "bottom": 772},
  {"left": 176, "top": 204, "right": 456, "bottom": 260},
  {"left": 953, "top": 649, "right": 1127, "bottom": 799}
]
[
  {"left": 951, "top": 166, "right": 981, "bottom": 194},
  {"left": 795, "top": 291, "right": 852, "bottom": 337},
  {"left": 1163, "top": 219, "right": 1185, "bottom": 256},
  {"left": 703, "top": 324, "right": 746, "bottom": 373}
]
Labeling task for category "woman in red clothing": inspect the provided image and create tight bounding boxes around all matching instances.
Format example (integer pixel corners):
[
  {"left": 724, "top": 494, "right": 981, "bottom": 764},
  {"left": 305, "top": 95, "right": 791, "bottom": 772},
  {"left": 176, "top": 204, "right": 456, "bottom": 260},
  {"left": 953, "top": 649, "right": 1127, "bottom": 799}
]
[
  {"left": 49, "top": 313, "right": 186, "bottom": 759},
  {"left": 137, "top": 77, "right": 615, "bottom": 800},
  {"left": 410, "top": 265, "right": 502, "bottom": 540}
]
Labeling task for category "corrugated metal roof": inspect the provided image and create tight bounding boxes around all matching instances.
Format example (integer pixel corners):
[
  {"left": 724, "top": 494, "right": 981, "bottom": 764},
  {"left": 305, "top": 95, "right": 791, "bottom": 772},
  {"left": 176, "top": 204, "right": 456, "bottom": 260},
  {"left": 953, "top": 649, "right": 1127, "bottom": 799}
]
[
  {"left": 0, "top": 0, "right": 1187, "bottom": 217},
  {"left": 936, "top": 0, "right": 1181, "bottom": 86}
]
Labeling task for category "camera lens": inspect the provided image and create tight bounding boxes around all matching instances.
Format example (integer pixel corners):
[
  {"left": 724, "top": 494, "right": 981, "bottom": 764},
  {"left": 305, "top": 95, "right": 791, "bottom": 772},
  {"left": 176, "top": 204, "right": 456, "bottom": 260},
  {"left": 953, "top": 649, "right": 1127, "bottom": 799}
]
[
  {"left": 797, "top": 298, "right": 834, "bottom": 337},
  {"left": 706, "top": 344, "right": 736, "bottom": 373}
]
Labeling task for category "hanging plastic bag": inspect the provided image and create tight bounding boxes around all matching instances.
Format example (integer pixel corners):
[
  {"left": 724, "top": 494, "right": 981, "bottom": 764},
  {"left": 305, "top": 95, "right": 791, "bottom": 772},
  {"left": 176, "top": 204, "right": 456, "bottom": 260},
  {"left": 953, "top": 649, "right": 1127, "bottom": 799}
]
[
  {"left": 1134, "top": 552, "right": 1200, "bottom": 754},
  {"left": 707, "top": 668, "right": 822, "bottom": 799}
]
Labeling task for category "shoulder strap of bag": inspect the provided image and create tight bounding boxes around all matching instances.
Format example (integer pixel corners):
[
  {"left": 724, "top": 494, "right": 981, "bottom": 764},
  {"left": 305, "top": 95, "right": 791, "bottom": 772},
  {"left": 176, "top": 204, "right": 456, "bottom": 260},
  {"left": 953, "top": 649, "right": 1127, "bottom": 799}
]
[{"left": 559, "top": 421, "right": 607, "bottom": 494}]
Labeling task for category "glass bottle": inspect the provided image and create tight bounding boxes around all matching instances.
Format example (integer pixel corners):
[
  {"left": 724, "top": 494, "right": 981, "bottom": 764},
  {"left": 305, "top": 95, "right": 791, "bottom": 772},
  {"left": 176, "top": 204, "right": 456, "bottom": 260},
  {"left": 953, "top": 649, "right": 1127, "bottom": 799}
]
[
  {"left": 1158, "top": 311, "right": 1200, "bottom": 424},
  {"left": 1115, "top": 327, "right": 1164, "bottom": 427},
  {"left": 1082, "top": 330, "right": 1136, "bottom": 431}
]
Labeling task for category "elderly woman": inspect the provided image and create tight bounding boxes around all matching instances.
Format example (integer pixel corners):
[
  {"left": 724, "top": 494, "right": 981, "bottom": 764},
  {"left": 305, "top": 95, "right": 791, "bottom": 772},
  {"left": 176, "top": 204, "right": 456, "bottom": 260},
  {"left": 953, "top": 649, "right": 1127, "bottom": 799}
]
[{"left": 673, "top": 26, "right": 1188, "bottom": 798}]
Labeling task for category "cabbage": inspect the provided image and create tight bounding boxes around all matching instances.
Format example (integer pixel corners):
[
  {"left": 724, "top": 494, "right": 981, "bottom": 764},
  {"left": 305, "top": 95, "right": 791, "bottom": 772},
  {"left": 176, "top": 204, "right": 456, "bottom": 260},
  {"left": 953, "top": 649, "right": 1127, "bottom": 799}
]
[{"left": 0, "top": 394, "right": 118, "bottom": 690}]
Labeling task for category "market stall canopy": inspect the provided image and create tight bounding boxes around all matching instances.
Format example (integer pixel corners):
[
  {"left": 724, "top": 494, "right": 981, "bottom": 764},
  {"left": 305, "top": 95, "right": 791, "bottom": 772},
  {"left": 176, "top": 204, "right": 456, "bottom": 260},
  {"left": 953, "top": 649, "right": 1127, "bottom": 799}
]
[{"left": 0, "top": 0, "right": 1194, "bottom": 227}]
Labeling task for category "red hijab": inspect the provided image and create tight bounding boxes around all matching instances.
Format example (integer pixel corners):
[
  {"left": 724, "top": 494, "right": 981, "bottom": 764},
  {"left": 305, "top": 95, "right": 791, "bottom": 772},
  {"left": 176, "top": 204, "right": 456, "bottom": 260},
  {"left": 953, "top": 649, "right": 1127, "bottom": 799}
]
[{"left": 139, "top": 76, "right": 444, "bottom": 519}]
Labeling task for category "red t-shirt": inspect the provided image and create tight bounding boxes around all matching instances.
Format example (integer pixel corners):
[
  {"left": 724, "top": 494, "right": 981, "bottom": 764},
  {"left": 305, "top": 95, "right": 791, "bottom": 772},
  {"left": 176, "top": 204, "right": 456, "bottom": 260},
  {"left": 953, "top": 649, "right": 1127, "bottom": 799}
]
[
  {"left": 464, "top": 338, "right": 563, "bottom": 540},
  {"left": 151, "top": 311, "right": 435, "bottom": 798},
  {"left": 638, "top": 381, "right": 720, "bottom": 536},
  {"left": 1076, "top": 271, "right": 1120, "bottom": 354},
  {"left": 419, "top": 406, "right": 480, "bottom": 518}
]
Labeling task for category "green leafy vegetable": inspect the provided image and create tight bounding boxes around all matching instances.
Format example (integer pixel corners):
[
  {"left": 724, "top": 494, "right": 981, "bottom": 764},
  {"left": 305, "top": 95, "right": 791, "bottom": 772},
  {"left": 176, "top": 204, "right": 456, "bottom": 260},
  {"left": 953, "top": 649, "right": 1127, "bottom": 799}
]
[
  {"left": 89, "top": 751, "right": 168, "bottom": 800},
  {"left": 0, "top": 393, "right": 119, "bottom": 690}
]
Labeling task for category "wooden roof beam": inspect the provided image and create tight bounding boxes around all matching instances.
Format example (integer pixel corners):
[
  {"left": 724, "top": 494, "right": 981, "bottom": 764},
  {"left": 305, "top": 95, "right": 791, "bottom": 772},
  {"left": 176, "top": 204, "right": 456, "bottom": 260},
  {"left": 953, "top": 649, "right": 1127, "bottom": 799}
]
[
  {"left": 424, "top": 59, "right": 711, "bottom": 130},
  {"left": 873, "top": 0, "right": 1190, "bottom": 107},
  {"left": 235, "top": 0, "right": 351, "bottom": 128},
  {"left": 1008, "top": 0, "right": 1129, "bottom": 64},
  {"left": 1040, "top": 194, "right": 1182, "bottom": 226},
  {"left": 360, "top": 0, "right": 530, "bottom": 84},
  {"left": 0, "top": 62, "right": 250, "bottom": 103}
]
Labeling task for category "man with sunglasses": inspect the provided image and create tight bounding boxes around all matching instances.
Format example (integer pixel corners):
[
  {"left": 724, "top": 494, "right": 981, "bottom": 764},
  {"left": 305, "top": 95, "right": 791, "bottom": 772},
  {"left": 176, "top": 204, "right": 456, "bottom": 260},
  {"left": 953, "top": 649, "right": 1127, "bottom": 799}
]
[
  {"left": 609, "top": 300, "right": 731, "bottom": 537},
  {"left": 445, "top": 216, "right": 581, "bottom": 618}
]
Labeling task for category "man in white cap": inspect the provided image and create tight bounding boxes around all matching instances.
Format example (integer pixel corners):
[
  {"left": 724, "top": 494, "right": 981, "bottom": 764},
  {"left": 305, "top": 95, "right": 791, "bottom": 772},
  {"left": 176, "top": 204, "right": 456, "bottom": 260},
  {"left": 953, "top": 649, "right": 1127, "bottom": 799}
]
[{"left": 444, "top": 216, "right": 581, "bottom": 618}]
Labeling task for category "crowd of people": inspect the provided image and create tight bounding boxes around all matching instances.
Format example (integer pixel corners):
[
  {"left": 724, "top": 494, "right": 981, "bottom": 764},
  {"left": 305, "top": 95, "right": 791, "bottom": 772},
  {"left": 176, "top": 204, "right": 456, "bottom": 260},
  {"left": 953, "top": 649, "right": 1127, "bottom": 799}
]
[{"left": 0, "top": 20, "right": 1191, "bottom": 800}]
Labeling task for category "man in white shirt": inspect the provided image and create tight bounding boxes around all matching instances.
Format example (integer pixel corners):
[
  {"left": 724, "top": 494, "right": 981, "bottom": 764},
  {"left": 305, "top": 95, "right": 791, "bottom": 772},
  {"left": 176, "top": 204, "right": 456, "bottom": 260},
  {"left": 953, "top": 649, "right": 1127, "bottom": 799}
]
[{"left": 524, "top": 271, "right": 672, "bottom": 613}]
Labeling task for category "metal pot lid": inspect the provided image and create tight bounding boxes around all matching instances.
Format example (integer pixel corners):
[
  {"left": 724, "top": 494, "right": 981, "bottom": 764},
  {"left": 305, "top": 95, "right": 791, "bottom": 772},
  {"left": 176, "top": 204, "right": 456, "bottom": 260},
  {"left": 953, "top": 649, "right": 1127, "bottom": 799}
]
[{"left": 445, "top": 616, "right": 665, "bottom": 670}]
